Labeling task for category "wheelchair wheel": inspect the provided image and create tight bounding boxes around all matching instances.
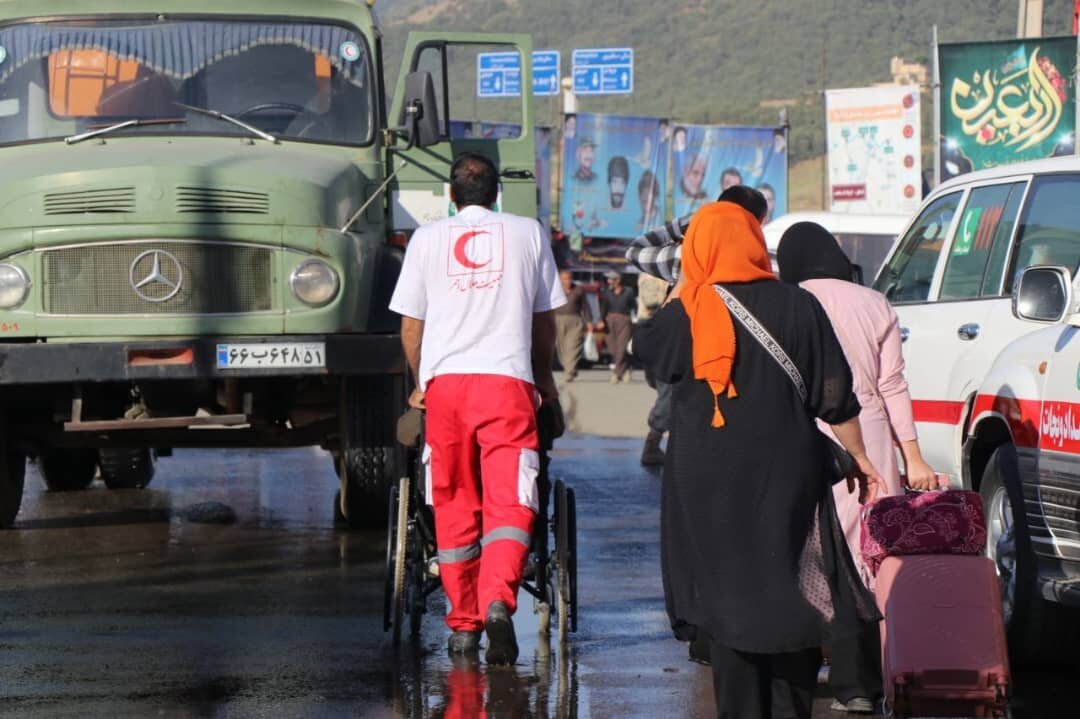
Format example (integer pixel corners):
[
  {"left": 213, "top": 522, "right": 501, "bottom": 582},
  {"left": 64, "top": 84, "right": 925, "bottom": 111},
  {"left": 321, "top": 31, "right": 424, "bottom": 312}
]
[
  {"left": 554, "top": 480, "right": 578, "bottom": 641},
  {"left": 384, "top": 476, "right": 411, "bottom": 646}
]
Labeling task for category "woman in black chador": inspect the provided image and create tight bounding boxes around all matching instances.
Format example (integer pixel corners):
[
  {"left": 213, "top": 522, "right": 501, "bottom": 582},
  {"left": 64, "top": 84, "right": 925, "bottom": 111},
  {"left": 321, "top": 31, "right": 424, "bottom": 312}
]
[{"left": 633, "top": 202, "right": 882, "bottom": 719}]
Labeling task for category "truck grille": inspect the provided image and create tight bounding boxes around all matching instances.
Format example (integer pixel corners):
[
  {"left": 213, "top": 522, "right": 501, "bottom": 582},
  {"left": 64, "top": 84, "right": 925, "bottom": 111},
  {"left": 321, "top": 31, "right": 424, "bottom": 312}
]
[{"left": 42, "top": 242, "right": 274, "bottom": 315}]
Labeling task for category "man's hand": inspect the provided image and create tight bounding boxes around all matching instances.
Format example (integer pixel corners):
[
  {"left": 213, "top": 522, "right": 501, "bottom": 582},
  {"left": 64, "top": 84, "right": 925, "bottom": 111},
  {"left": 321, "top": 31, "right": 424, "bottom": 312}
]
[
  {"left": 536, "top": 373, "right": 559, "bottom": 406},
  {"left": 846, "top": 452, "right": 883, "bottom": 505},
  {"left": 408, "top": 388, "right": 426, "bottom": 410}
]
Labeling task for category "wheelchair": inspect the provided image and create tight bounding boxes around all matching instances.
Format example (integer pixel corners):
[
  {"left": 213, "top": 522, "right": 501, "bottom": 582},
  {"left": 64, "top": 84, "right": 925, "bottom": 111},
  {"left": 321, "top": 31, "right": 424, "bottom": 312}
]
[{"left": 383, "top": 401, "right": 578, "bottom": 646}]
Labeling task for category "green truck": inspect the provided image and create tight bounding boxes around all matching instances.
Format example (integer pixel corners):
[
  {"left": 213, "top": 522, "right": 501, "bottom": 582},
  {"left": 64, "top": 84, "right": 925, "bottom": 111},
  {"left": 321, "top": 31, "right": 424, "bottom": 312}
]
[{"left": 0, "top": 0, "right": 538, "bottom": 527}]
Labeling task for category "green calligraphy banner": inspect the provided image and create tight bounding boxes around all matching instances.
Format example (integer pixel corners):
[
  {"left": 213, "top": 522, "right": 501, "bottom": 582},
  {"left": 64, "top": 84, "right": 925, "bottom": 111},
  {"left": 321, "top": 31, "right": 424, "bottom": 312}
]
[{"left": 939, "top": 37, "right": 1076, "bottom": 181}]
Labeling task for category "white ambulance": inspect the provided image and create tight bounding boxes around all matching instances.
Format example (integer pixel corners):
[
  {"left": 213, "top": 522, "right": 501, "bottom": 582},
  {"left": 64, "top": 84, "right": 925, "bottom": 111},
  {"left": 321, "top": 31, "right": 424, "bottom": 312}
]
[{"left": 874, "top": 156, "right": 1080, "bottom": 661}]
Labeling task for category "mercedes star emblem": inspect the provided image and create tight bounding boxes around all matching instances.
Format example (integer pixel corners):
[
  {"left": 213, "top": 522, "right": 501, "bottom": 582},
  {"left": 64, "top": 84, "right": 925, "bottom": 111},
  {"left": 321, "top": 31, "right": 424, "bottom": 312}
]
[{"left": 129, "top": 249, "right": 183, "bottom": 302}]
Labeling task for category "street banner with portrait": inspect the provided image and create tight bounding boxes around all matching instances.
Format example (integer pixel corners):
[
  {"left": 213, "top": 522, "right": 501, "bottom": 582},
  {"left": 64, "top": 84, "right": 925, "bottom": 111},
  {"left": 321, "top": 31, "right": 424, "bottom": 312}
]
[
  {"left": 825, "top": 85, "right": 922, "bottom": 215},
  {"left": 938, "top": 37, "right": 1076, "bottom": 182},
  {"left": 669, "top": 124, "right": 787, "bottom": 223},
  {"left": 559, "top": 112, "right": 668, "bottom": 243}
]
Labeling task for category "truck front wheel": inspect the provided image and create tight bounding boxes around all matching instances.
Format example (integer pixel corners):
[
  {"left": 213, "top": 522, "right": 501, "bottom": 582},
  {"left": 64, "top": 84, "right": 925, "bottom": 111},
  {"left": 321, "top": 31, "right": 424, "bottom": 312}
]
[
  {"left": 99, "top": 448, "right": 156, "bottom": 489},
  {"left": 335, "top": 376, "right": 403, "bottom": 529},
  {"left": 0, "top": 443, "right": 25, "bottom": 528},
  {"left": 39, "top": 449, "right": 97, "bottom": 492}
]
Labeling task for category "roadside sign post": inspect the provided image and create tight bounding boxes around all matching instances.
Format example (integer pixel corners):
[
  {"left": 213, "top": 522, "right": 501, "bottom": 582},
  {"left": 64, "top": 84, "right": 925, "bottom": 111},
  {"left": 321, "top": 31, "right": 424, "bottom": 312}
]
[
  {"left": 571, "top": 48, "right": 633, "bottom": 95},
  {"left": 477, "top": 50, "right": 561, "bottom": 98}
]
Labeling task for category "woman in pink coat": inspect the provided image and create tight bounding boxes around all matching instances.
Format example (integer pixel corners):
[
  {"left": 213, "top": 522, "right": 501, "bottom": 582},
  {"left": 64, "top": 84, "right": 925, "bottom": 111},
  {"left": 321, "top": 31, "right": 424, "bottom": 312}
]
[{"left": 777, "top": 222, "right": 936, "bottom": 714}]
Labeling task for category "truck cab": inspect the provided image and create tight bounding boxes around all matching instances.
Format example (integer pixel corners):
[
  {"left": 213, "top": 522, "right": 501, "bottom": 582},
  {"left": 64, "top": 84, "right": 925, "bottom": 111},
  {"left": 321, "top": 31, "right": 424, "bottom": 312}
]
[{"left": 0, "top": 0, "right": 538, "bottom": 528}]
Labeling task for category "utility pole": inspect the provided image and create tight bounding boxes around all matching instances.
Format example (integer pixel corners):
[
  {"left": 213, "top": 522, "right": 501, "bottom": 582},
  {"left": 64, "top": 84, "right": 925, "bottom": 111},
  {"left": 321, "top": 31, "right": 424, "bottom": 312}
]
[{"left": 1017, "top": 0, "right": 1044, "bottom": 38}]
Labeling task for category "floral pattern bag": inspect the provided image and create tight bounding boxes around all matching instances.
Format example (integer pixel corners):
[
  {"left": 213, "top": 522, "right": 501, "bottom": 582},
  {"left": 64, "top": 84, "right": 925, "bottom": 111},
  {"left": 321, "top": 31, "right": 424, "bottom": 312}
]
[{"left": 860, "top": 490, "right": 987, "bottom": 576}]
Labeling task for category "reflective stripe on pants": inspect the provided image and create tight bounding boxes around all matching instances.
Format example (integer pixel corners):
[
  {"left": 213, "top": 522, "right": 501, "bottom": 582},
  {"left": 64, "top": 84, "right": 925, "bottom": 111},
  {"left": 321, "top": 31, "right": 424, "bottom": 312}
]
[{"left": 425, "top": 373, "right": 539, "bottom": 632}]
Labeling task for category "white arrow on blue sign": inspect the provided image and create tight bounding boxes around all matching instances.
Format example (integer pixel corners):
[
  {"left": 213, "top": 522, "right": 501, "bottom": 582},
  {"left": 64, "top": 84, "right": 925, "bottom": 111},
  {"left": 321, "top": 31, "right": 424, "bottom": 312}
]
[
  {"left": 571, "top": 47, "right": 633, "bottom": 95},
  {"left": 477, "top": 50, "right": 561, "bottom": 98}
]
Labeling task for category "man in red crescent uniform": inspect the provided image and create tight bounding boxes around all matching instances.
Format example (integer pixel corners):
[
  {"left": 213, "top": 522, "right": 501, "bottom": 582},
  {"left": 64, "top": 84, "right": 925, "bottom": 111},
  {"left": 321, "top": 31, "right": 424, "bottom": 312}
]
[{"left": 389, "top": 152, "right": 565, "bottom": 665}]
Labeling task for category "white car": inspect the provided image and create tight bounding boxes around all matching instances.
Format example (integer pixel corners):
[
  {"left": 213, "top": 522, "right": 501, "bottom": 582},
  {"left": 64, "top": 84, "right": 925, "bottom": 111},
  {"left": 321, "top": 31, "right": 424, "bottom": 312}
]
[
  {"left": 873, "top": 156, "right": 1080, "bottom": 661},
  {"left": 763, "top": 211, "right": 908, "bottom": 284}
]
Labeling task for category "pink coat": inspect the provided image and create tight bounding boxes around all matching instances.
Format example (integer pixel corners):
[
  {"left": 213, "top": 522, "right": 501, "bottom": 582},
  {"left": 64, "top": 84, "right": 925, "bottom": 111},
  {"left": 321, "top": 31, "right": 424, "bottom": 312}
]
[{"left": 801, "top": 279, "right": 917, "bottom": 583}]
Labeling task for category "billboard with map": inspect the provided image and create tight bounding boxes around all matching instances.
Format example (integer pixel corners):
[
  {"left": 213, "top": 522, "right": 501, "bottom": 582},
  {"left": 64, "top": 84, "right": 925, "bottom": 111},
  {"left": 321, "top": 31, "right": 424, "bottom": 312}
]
[
  {"left": 825, "top": 85, "right": 922, "bottom": 215},
  {"left": 938, "top": 37, "right": 1076, "bottom": 182}
]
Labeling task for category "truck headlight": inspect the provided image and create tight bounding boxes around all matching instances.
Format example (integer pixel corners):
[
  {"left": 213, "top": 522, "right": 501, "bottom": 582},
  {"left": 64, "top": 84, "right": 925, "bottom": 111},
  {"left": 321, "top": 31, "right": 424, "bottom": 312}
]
[
  {"left": 0, "top": 263, "right": 30, "bottom": 309},
  {"left": 290, "top": 260, "right": 339, "bottom": 307}
]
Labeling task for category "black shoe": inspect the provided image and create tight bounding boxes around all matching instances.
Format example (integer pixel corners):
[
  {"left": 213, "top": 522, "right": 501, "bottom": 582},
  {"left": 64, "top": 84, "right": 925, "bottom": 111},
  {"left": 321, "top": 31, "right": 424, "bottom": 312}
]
[
  {"left": 484, "top": 601, "right": 519, "bottom": 666},
  {"left": 688, "top": 634, "right": 711, "bottom": 666},
  {"left": 447, "top": 630, "right": 481, "bottom": 655}
]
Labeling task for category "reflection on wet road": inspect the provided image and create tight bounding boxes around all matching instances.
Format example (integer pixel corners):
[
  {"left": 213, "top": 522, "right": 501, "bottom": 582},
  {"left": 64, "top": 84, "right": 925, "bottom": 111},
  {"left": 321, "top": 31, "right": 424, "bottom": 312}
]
[{"left": 0, "top": 436, "right": 1074, "bottom": 717}]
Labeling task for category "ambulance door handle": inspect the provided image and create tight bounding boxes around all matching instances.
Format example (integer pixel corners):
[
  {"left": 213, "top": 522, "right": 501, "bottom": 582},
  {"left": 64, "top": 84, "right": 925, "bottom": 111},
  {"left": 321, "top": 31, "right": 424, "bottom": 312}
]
[
  {"left": 958, "top": 323, "right": 980, "bottom": 341},
  {"left": 900, "top": 327, "right": 910, "bottom": 343}
]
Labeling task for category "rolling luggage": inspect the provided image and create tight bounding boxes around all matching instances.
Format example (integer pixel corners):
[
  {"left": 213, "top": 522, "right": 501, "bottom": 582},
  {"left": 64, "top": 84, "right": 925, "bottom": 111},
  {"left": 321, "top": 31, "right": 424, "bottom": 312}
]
[{"left": 875, "top": 554, "right": 1010, "bottom": 718}]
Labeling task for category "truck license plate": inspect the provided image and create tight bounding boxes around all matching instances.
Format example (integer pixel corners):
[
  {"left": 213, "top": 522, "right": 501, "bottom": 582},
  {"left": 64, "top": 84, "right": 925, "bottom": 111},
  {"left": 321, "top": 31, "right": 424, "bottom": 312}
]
[{"left": 216, "top": 342, "right": 326, "bottom": 369}]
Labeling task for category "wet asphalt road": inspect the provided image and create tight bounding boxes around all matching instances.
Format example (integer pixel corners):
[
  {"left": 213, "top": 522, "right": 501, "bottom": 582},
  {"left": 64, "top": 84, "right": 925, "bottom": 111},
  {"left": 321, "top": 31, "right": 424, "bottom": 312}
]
[{"left": 0, "top": 434, "right": 1075, "bottom": 717}]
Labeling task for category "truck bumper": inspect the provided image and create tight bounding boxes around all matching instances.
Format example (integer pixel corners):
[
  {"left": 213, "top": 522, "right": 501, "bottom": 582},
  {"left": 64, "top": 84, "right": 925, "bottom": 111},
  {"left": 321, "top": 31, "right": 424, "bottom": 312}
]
[{"left": 0, "top": 335, "right": 404, "bottom": 385}]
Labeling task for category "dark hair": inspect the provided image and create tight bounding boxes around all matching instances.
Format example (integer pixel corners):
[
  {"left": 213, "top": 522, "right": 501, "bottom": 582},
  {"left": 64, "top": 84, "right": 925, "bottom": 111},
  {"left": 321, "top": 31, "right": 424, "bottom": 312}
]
[
  {"left": 450, "top": 152, "right": 498, "bottom": 209},
  {"left": 638, "top": 169, "right": 659, "bottom": 194},
  {"left": 758, "top": 182, "right": 775, "bottom": 196},
  {"left": 607, "top": 156, "right": 629, "bottom": 182},
  {"left": 721, "top": 167, "right": 742, "bottom": 182},
  {"left": 717, "top": 185, "right": 768, "bottom": 222}
]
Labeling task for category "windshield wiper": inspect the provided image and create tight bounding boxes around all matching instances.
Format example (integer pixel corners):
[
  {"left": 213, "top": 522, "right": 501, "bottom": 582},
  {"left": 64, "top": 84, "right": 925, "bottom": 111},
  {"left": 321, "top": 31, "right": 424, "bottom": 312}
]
[
  {"left": 174, "top": 102, "right": 278, "bottom": 144},
  {"left": 65, "top": 118, "right": 186, "bottom": 145}
]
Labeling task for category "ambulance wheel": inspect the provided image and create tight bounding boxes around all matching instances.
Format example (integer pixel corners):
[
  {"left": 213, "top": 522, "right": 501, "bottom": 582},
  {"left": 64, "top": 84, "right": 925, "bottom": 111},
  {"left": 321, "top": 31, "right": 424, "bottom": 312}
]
[
  {"left": 981, "top": 444, "right": 1080, "bottom": 665},
  {"left": 99, "top": 448, "right": 156, "bottom": 489},
  {"left": 39, "top": 448, "right": 97, "bottom": 491},
  {"left": 336, "top": 376, "right": 403, "bottom": 530},
  {"left": 0, "top": 445, "right": 25, "bottom": 528},
  {"left": 554, "top": 480, "right": 578, "bottom": 641}
]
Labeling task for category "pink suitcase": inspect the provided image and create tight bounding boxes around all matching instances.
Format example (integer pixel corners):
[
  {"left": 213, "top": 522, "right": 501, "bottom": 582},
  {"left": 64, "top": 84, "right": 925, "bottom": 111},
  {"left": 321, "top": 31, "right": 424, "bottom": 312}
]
[{"left": 875, "top": 554, "right": 1010, "bottom": 718}]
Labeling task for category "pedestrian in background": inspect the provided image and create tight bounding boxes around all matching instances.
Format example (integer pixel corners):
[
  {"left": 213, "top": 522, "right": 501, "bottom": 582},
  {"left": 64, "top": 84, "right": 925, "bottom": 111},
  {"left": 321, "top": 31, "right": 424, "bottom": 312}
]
[
  {"left": 598, "top": 270, "right": 636, "bottom": 384},
  {"left": 389, "top": 152, "right": 565, "bottom": 666},
  {"left": 777, "top": 221, "right": 937, "bottom": 714},
  {"left": 637, "top": 271, "right": 672, "bottom": 465},
  {"left": 554, "top": 270, "right": 588, "bottom": 383},
  {"left": 634, "top": 202, "right": 881, "bottom": 719}
]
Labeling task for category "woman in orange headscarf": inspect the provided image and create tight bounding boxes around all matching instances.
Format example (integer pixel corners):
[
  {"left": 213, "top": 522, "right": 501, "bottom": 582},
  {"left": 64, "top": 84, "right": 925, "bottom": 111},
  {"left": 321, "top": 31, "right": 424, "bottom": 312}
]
[{"left": 634, "top": 202, "right": 882, "bottom": 719}]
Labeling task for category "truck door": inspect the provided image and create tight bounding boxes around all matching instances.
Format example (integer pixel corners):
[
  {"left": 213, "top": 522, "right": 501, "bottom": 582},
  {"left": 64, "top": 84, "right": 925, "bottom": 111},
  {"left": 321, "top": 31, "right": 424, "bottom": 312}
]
[{"left": 387, "top": 33, "right": 537, "bottom": 232}]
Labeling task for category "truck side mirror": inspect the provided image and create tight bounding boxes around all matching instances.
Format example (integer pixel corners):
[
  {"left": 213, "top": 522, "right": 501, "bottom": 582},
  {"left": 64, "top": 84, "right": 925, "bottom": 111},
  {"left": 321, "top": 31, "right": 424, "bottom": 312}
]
[
  {"left": 1013, "top": 265, "right": 1073, "bottom": 323},
  {"left": 400, "top": 71, "right": 440, "bottom": 149}
]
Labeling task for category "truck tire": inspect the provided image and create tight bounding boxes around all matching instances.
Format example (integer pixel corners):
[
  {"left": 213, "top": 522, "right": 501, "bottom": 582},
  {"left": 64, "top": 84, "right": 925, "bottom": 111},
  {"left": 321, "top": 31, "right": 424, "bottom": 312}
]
[
  {"left": 39, "top": 449, "right": 97, "bottom": 492},
  {"left": 99, "top": 448, "right": 156, "bottom": 489},
  {"left": 0, "top": 446, "right": 25, "bottom": 528},
  {"left": 335, "top": 376, "right": 403, "bottom": 529},
  {"left": 980, "top": 444, "right": 1080, "bottom": 665}
]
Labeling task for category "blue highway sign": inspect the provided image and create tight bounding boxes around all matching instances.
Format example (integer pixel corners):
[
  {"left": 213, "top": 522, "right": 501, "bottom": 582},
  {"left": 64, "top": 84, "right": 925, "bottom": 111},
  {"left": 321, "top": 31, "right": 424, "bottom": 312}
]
[
  {"left": 477, "top": 50, "right": 562, "bottom": 98},
  {"left": 572, "top": 48, "right": 633, "bottom": 95},
  {"left": 533, "top": 50, "right": 561, "bottom": 96},
  {"left": 477, "top": 52, "right": 521, "bottom": 98}
]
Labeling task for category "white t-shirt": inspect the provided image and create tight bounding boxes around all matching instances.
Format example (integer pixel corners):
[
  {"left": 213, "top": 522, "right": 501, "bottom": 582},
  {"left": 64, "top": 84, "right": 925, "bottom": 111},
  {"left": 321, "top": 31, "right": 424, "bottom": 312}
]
[{"left": 389, "top": 205, "right": 566, "bottom": 390}]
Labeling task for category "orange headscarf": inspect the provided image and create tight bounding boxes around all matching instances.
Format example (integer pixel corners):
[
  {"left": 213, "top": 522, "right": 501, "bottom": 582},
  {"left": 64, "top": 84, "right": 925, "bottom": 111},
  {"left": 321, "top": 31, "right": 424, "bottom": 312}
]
[{"left": 680, "top": 201, "right": 775, "bottom": 427}]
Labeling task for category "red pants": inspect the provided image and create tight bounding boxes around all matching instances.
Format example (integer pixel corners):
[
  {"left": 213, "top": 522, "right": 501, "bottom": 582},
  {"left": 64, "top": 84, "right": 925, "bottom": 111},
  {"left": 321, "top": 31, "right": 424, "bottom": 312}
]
[{"left": 425, "top": 374, "right": 540, "bottom": 632}]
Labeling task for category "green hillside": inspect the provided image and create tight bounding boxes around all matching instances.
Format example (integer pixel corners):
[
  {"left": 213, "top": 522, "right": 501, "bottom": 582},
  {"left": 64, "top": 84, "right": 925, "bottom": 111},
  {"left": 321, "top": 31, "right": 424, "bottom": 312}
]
[{"left": 377, "top": 0, "right": 1076, "bottom": 163}]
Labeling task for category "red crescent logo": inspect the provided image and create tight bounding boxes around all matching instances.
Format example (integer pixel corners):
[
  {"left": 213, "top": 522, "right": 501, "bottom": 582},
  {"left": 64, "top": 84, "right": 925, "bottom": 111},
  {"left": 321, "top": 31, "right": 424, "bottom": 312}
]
[{"left": 453, "top": 230, "right": 491, "bottom": 269}]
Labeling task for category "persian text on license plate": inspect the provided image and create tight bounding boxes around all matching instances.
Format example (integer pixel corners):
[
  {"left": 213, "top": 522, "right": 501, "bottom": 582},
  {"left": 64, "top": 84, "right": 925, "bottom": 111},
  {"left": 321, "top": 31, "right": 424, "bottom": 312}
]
[{"left": 216, "top": 342, "right": 326, "bottom": 369}]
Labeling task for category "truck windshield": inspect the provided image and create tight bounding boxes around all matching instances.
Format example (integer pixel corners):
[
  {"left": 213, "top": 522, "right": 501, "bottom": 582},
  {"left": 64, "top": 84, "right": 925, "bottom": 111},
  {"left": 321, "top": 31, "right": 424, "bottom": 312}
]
[{"left": 0, "top": 18, "right": 373, "bottom": 146}]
